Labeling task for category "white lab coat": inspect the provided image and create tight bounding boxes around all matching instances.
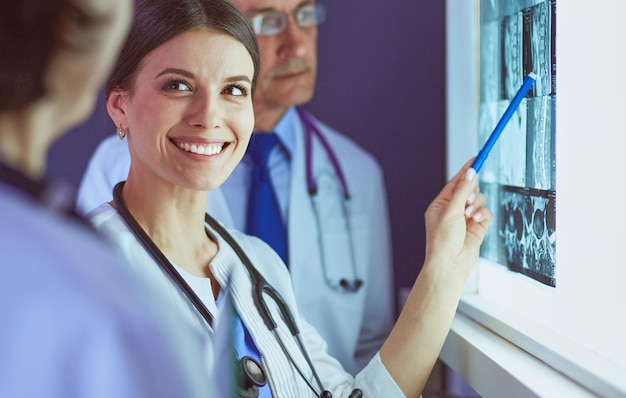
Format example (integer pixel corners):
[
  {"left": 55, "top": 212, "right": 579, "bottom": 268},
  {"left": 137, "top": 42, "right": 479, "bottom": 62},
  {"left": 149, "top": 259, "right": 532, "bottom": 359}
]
[
  {"left": 88, "top": 202, "right": 404, "bottom": 397},
  {"left": 76, "top": 108, "right": 395, "bottom": 374},
  {"left": 282, "top": 111, "right": 395, "bottom": 373}
]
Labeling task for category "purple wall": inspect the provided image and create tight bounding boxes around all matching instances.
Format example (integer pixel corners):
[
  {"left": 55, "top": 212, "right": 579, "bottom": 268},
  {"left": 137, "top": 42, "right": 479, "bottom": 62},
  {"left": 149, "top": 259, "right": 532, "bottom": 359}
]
[{"left": 46, "top": 1, "right": 446, "bottom": 312}]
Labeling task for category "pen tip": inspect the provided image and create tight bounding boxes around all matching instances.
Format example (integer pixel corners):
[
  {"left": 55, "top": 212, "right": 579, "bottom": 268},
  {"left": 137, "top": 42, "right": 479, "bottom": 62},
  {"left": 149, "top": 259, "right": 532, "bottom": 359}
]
[{"left": 528, "top": 72, "right": 537, "bottom": 79}]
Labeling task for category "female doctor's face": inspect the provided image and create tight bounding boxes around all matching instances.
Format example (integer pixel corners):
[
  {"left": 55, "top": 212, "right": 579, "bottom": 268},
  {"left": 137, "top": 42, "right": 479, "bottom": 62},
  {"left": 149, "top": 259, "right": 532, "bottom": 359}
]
[{"left": 108, "top": 29, "right": 255, "bottom": 191}]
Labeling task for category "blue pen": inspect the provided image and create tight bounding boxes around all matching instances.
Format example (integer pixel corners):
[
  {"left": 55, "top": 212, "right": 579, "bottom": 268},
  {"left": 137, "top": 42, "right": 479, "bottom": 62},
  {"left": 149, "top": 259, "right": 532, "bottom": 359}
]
[{"left": 471, "top": 72, "right": 537, "bottom": 173}]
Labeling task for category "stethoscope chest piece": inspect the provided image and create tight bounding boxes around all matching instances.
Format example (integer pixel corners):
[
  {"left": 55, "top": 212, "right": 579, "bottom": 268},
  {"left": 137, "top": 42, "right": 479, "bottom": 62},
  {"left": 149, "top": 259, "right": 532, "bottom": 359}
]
[{"left": 237, "top": 355, "right": 267, "bottom": 398}]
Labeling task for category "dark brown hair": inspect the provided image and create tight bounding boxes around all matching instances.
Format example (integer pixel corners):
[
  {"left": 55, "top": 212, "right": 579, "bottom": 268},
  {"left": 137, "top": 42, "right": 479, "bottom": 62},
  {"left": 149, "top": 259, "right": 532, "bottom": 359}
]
[
  {"left": 0, "top": 1, "right": 114, "bottom": 110},
  {"left": 106, "top": 0, "right": 260, "bottom": 98}
]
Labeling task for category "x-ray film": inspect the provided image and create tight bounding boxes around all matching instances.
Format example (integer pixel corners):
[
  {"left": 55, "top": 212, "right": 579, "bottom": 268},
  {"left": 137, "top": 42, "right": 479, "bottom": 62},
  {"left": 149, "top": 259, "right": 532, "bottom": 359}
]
[
  {"left": 479, "top": 0, "right": 556, "bottom": 286},
  {"left": 477, "top": 102, "right": 500, "bottom": 182},
  {"left": 479, "top": 183, "right": 556, "bottom": 287},
  {"left": 523, "top": 1, "right": 553, "bottom": 97},
  {"left": 500, "top": 186, "right": 556, "bottom": 286},
  {"left": 525, "top": 95, "right": 555, "bottom": 190},
  {"left": 498, "top": 98, "right": 527, "bottom": 187},
  {"left": 500, "top": 13, "right": 523, "bottom": 100},
  {"left": 480, "top": 20, "right": 500, "bottom": 103},
  {"left": 478, "top": 181, "right": 502, "bottom": 264}
]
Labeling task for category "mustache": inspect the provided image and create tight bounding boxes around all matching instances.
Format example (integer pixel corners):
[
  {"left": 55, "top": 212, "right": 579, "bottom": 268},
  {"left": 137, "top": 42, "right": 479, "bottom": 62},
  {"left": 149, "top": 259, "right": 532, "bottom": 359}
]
[{"left": 268, "top": 59, "right": 313, "bottom": 78}]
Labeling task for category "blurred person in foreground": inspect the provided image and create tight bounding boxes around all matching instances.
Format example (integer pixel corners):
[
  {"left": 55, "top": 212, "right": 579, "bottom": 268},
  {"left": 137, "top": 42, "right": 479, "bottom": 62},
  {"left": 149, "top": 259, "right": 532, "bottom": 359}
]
[{"left": 0, "top": 0, "right": 215, "bottom": 396}]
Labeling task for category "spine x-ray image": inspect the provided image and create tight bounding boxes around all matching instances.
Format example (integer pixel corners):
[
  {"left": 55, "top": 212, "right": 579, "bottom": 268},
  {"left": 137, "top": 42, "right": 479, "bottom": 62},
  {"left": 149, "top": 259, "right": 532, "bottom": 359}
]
[{"left": 479, "top": 0, "right": 556, "bottom": 286}]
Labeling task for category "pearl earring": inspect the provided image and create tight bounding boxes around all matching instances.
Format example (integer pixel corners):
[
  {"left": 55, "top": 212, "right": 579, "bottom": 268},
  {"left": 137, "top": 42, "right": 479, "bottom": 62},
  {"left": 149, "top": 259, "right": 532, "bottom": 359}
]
[{"left": 117, "top": 126, "right": 126, "bottom": 140}]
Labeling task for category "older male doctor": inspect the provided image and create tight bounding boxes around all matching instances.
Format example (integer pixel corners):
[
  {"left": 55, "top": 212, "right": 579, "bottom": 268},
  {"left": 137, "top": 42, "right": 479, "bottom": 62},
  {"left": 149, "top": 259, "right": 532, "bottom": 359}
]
[{"left": 76, "top": 0, "right": 394, "bottom": 374}]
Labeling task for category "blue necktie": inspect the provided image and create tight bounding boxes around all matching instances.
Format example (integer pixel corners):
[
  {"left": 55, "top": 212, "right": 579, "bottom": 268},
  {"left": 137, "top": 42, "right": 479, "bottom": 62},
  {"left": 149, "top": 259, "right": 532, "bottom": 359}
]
[{"left": 245, "top": 133, "right": 288, "bottom": 264}]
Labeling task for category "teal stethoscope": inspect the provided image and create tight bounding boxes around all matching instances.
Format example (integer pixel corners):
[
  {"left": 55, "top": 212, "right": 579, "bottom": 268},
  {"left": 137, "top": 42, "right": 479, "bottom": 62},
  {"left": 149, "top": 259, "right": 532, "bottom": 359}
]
[{"left": 296, "top": 107, "right": 363, "bottom": 293}]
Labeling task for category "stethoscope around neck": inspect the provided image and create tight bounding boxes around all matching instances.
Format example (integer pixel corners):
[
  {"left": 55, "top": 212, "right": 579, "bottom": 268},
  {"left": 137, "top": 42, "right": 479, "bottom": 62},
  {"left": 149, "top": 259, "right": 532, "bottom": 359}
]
[
  {"left": 112, "top": 182, "right": 363, "bottom": 398},
  {"left": 296, "top": 107, "right": 363, "bottom": 293}
]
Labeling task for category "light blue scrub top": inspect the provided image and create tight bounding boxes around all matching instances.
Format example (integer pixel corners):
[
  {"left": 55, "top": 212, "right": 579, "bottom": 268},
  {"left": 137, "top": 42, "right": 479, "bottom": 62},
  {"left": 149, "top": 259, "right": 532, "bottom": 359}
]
[{"left": 217, "top": 293, "right": 272, "bottom": 397}]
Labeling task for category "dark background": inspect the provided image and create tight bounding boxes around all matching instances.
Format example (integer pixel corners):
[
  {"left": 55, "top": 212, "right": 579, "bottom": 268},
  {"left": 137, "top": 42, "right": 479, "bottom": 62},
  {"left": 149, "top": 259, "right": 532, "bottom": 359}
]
[{"left": 46, "top": 1, "right": 447, "bottom": 313}]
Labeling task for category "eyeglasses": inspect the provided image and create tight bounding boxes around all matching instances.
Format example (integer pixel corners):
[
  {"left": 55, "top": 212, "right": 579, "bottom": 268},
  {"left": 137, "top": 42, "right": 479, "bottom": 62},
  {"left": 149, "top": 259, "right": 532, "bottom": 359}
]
[{"left": 250, "top": 3, "right": 326, "bottom": 37}]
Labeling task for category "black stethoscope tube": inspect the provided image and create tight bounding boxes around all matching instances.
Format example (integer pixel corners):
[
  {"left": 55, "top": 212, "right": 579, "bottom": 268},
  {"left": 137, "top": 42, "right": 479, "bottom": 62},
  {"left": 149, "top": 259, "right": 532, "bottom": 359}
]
[
  {"left": 202, "top": 205, "right": 330, "bottom": 397},
  {"left": 113, "top": 182, "right": 216, "bottom": 327},
  {"left": 112, "top": 181, "right": 350, "bottom": 397},
  {"left": 113, "top": 182, "right": 267, "bottom": 397}
]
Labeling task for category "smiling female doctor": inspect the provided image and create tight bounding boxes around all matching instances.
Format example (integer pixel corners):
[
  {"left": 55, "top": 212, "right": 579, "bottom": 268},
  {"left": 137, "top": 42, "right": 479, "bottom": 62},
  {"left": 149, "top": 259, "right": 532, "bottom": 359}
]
[
  {"left": 83, "top": 0, "right": 491, "bottom": 396},
  {"left": 77, "top": 0, "right": 394, "bottom": 375}
]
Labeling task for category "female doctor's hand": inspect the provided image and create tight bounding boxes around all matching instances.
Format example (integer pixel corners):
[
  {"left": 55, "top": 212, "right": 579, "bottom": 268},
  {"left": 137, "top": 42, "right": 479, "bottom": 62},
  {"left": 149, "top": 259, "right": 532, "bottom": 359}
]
[
  {"left": 379, "top": 159, "right": 492, "bottom": 397},
  {"left": 423, "top": 158, "right": 492, "bottom": 288}
]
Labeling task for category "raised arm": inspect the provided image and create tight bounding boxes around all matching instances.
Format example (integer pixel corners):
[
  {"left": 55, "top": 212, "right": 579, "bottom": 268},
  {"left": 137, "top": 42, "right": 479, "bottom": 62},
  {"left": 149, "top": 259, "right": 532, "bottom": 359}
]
[{"left": 380, "top": 160, "right": 492, "bottom": 397}]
